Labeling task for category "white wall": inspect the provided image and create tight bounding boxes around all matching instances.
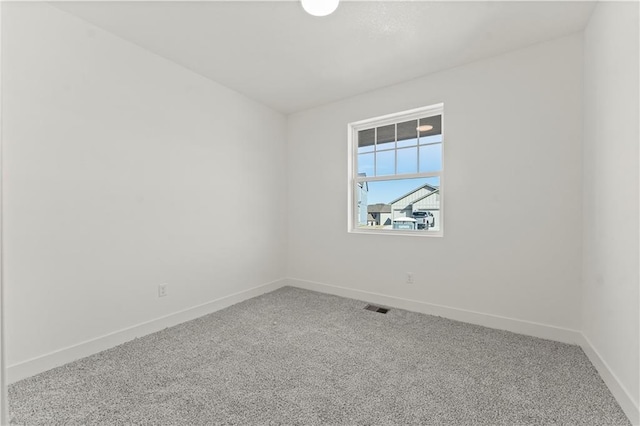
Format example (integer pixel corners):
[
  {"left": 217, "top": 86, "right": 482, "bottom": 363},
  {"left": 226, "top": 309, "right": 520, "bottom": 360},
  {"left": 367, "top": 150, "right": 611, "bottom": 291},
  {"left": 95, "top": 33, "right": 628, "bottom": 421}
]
[
  {"left": 0, "top": 3, "right": 6, "bottom": 421},
  {"left": 287, "top": 34, "right": 583, "bottom": 332},
  {"left": 583, "top": 1, "right": 639, "bottom": 420},
  {"left": 2, "top": 1, "right": 637, "bottom": 421},
  {"left": 2, "top": 2, "right": 287, "bottom": 375}
]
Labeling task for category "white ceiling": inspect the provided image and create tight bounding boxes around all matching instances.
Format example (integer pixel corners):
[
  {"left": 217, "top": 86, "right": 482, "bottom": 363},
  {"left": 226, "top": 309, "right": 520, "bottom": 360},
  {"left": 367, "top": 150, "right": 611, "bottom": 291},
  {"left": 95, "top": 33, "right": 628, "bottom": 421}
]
[{"left": 52, "top": 1, "right": 596, "bottom": 114}]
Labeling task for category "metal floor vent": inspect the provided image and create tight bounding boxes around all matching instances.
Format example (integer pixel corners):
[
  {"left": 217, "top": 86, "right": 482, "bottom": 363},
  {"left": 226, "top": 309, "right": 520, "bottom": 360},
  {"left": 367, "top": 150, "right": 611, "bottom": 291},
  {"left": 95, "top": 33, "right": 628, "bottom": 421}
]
[{"left": 364, "top": 304, "right": 389, "bottom": 314}]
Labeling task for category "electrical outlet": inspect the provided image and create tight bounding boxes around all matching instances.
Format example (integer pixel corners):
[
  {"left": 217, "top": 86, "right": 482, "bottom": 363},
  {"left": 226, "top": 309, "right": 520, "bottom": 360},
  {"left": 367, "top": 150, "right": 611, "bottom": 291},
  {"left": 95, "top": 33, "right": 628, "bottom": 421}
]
[
  {"left": 158, "top": 284, "right": 168, "bottom": 297},
  {"left": 406, "top": 272, "right": 414, "bottom": 284}
]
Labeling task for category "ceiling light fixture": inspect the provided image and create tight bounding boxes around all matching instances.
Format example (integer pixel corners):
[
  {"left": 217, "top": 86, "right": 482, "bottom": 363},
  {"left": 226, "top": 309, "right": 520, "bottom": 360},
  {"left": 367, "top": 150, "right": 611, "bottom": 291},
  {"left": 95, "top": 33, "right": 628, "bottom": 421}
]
[
  {"left": 301, "top": 0, "right": 339, "bottom": 17},
  {"left": 417, "top": 125, "right": 434, "bottom": 132}
]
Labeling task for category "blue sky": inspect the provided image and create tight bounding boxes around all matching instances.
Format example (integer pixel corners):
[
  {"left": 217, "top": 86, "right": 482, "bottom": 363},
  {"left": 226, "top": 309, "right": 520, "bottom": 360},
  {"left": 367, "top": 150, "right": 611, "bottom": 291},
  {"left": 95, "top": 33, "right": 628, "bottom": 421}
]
[
  {"left": 358, "top": 135, "right": 442, "bottom": 204},
  {"left": 365, "top": 177, "right": 440, "bottom": 205}
]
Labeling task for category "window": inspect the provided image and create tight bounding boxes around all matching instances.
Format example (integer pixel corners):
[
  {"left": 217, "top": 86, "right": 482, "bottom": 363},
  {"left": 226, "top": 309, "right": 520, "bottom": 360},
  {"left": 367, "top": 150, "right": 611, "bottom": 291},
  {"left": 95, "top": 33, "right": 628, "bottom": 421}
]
[{"left": 348, "top": 103, "right": 444, "bottom": 236}]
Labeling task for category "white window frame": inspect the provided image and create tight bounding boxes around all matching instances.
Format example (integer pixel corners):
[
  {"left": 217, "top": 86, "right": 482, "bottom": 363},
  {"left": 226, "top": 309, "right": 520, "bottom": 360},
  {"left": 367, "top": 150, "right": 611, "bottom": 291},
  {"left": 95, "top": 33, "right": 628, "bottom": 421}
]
[{"left": 347, "top": 103, "right": 444, "bottom": 237}]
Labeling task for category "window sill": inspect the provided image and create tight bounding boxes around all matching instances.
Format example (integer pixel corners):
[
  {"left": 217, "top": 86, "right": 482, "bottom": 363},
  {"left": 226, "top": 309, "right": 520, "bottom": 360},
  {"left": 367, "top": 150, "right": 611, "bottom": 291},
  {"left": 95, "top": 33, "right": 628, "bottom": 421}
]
[{"left": 349, "top": 228, "right": 443, "bottom": 238}]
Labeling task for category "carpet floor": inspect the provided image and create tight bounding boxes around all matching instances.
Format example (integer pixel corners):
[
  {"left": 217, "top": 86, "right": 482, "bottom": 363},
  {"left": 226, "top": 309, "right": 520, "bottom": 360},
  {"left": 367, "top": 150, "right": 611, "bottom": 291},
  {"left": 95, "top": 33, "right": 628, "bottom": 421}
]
[{"left": 9, "top": 287, "right": 630, "bottom": 425}]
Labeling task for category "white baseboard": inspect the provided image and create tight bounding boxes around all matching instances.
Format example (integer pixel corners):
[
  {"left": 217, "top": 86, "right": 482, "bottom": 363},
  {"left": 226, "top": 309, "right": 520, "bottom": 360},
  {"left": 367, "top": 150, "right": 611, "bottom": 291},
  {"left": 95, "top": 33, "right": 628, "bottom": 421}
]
[
  {"left": 285, "top": 277, "right": 583, "bottom": 344},
  {"left": 286, "top": 277, "right": 638, "bottom": 425},
  {"left": 7, "top": 279, "right": 286, "bottom": 384},
  {"left": 578, "top": 334, "right": 639, "bottom": 426},
  {"left": 8, "top": 277, "right": 637, "bottom": 425}
]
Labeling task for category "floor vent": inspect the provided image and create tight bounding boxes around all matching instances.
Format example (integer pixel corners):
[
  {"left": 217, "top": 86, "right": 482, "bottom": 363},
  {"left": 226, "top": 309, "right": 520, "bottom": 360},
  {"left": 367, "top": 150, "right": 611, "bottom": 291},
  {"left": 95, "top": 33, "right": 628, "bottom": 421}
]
[{"left": 364, "top": 304, "right": 389, "bottom": 314}]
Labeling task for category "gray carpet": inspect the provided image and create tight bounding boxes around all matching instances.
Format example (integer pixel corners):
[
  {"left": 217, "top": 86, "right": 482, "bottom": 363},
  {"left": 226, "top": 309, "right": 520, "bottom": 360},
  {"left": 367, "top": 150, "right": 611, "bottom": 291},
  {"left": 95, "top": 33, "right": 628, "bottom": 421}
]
[{"left": 9, "top": 286, "right": 630, "bottom": 425}]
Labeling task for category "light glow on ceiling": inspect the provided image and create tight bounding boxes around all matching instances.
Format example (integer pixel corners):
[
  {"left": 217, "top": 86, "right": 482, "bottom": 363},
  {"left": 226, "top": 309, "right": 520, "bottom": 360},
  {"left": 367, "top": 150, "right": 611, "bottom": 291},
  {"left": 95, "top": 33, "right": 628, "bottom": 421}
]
[{"left": 301, "top": 0, "right": 339, "bottom": 17}]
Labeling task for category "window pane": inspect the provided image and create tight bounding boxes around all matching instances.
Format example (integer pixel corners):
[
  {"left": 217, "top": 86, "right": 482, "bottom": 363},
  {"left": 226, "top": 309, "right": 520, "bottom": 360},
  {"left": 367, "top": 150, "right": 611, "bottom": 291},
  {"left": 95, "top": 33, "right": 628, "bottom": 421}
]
[
  {"left": 360, "top": 177, "right": 440, "bottom": 231},
  {"left": 358, "top": 128, "right": 375, "bottom": 153},
  {"left": 397, "top": 120, "right": 418, "bottom": 148},
  {"left": 418, "top": 115, "right": 442, "bottom": 138},
  {"left": 419, "top": 134, "right": 443, "bottom": 145},
  {"left": 376, "top": 124, "right": 395, "bottom": 151},
  {"left": 397, "top": 147, "right": 417, "bottom": 174},
  {"left": 419, "top": 143, "right": 442, "bottom": 173},
  {"left": 397, "top": 137, "right": 418, "bottom": 149},
  {"left": 376, "top": 150, "right": 395, "bottom": 176},
  {"left": 358, "top": 152, "right": 374, "bottom": 176}
]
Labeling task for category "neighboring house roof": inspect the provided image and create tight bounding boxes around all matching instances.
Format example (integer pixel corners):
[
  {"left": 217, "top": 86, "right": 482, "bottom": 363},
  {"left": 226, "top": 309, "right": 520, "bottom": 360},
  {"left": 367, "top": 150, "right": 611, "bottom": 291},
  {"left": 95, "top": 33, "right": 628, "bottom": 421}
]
[
  {"left": 410, "top": 189, "right": 440, "bottom": 205},
  {"left": 389, "top": 184, "right": 438, "bottom": 205},
  {"left": 367, "top": 203, "right": 391, "bottom": 213}
]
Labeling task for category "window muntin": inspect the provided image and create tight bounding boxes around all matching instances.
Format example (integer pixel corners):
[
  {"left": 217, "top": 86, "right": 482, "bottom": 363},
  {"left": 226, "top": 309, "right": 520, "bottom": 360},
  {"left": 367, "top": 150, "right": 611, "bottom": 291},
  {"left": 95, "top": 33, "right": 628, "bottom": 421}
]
[{"left": 348, "top": 104, "right": 444, "bottom": 236}]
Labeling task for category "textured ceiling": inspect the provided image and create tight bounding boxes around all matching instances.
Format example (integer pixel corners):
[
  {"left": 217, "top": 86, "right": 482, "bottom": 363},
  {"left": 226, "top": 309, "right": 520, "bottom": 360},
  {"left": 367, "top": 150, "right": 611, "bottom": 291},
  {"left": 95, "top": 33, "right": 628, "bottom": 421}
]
[{"left": 52, "top": 1, "right": 596, "bottom": 114}]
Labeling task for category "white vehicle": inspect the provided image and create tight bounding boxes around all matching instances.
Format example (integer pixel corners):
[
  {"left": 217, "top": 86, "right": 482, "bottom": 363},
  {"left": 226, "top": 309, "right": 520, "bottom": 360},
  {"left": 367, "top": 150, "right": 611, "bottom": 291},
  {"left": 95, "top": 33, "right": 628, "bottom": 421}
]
[{"left": 412, "top": 211, "right": 434, "bottom": 229}]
